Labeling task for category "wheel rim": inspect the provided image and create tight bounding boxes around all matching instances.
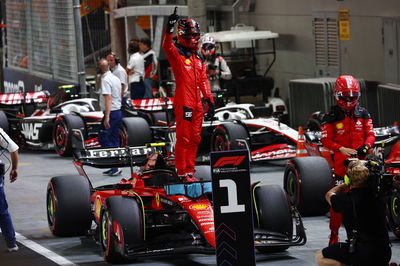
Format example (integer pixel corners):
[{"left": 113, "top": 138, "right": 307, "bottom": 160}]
[
  {"left": 391, "top": 194, "right": 400, "bottom": 224},
  {"left": 101, "top": 211, "right": 110, "bottom": 250},
  {"left": 213, "top": 134, "right": 229, "bottom": 151},
  {"left": 286, "top": 171, "right": 298, "bottom": 205},
  {"left": 47, "top": 190, "right": 55, "bottom": 227},
  {"left": 54, "top": 122, "right": 68, "bottom": 153}
]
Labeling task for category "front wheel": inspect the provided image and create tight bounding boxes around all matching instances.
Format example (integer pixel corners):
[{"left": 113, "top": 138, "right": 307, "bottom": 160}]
[
  {"left": 211, "top": 122, "right": 250, "bottom": 152},
  {"left": 100, "top": 196, "right": 144, "bottom": 263}
]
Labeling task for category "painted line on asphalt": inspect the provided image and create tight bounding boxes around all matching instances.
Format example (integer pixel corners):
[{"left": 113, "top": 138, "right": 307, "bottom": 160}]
[{"left": 16, "top": 232, "right": 77, "bottom": 266}]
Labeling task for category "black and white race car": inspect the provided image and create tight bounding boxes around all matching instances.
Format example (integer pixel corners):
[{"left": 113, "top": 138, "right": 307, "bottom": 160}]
[
  {"left": 126, "top": 97, "right": 299, "bottom": 164},
  {"left": 0, "top": 90, "right": 138, "bottom": 156}
]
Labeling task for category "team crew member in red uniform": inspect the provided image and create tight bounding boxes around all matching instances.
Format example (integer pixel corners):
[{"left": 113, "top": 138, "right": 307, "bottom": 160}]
[
  {"left": 162, "top": 8, "right": 214, "bottom": 181},
  {"left": 320, "top": 75, "right": 375, "bottom": 246}
]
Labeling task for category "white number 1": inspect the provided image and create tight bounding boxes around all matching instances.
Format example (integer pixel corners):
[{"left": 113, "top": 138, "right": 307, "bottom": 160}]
[{"left": 219, "top": 179, "right": 245, "bottom": 213}]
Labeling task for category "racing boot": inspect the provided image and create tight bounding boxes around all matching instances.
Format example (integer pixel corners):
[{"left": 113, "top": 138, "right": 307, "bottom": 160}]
[
  {"left": 185, "top": 173, "right": 198, "bottom": 182},
  {"left": 328, "top": 230, "right": 339, "bottom": 246}
]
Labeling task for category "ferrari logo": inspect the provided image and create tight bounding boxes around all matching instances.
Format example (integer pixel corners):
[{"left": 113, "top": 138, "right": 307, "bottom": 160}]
[
  {"left": 336, "top": 123, "right": 344, "bottom": 129},
  {"left": 185, "top": 59, "right": 191, "bottom": 65},
  {"left": 95, "top": 196, "right": 101, "bottom": 219},
  {"left": 155, "top": 193, "right": 160, "bottom": 207}
]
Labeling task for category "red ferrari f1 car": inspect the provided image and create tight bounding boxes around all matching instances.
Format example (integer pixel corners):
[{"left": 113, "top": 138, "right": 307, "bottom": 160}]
[{"left": 46, "top": 138, "right": 306, "bottom": 263}]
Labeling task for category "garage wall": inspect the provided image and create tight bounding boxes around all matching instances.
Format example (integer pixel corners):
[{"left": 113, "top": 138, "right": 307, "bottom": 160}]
[{"left": 235, "top": 0, "right": 400, "bottom": 101}]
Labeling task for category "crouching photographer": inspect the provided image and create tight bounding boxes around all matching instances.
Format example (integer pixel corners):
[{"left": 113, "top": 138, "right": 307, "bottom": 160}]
[{"left": 316, "top": 158, "right": 391, "bottom": 266}]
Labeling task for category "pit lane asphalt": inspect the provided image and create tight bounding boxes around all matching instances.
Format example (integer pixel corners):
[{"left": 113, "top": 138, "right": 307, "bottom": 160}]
[{"left": 1, "top": 150, "right": 399, "bottom": 266}]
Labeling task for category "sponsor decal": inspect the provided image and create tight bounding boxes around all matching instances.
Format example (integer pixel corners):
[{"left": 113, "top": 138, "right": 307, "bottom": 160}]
[
  {"left": 85, "top": 147, "right": 155, "bottom": 158},
  {"left": 252, "top": 148, "right": 294, "bottom": 160},
  {"left": 189, "top": 204, "right": 210, "bottom": 210},
  {"left": 183, "top": 106, "right": 193, "bottom": 121},
  {"left": 185, "top": 59, "right": 191, "bottom": 65},
  {"left": 213, "top": 155, "right": 245, "bottom": 167},
  {"left": 160, "top": 197, "right": 174, "bottom": 206},
  {"left": 336, "top": 122, "right": 344, "bottom": 129},
  {"left": 21, "top": 122, "right": 43, "bottom": 140}
]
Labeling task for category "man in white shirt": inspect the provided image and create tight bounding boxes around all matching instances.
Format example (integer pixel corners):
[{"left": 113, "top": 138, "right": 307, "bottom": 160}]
[
  {"left": 97, "top": 58, "right": 122, "bottom": 176},
  {"left": 126, "top": 39, "right": 145, "bottom": 99},
  {"left": 0, "top": 127, "right": 19, "bottom": 252},
  {"left": 106, "top": 52, "right": 128, "bottom": 107}
]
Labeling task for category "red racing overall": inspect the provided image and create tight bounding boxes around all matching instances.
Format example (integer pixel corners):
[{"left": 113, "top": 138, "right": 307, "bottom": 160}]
[
  {"left": 321, "top": 105, "right": 375, "bottom": 239},
  {"left": 162, "top": 29, "right": 213, "bottom": 176}
]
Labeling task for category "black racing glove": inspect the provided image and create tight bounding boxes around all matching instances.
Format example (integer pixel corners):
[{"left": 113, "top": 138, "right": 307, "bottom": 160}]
[
  {"left": 167, "top": 7, "right": 179, "bottom": 34},
  {"left": 356, "top": 144, "right": 370, "bottom": 157},
  {"left": 204, "top": 98, "right": 215, "bottom": 120}
]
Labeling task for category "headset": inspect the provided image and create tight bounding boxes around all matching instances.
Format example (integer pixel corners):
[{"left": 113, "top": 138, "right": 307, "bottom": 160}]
[{"left": 109, "top": 52, "right": 120, "bottom": 64}]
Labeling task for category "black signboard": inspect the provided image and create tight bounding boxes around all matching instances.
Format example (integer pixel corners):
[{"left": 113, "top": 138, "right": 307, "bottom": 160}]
[
  {"left": 3, "top": 68, "right": 67, "bottom": 93},
  {"left": 211, "top": 149, "right": 255, "bottom": 266}
]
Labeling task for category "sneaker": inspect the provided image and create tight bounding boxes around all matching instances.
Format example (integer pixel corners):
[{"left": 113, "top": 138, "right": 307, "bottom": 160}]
[
  {"left": 108, "top": 168, "right": 122, "bottom": 176},
  {"left": 102, "top": 169, "right": 112, "bottom": 175},
  {"left": 329, "top": 231, "right": 339, "bottom": 246},
  {"left": 8, "top": 245, "right": 18, "bottom": 252}
]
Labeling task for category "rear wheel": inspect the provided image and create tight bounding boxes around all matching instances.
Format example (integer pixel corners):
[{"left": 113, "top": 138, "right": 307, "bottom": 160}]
[
  {"left": 121, "top": 117, "right": 152, "bottom": 147},
  {"left": 211, "top": 122, "right": 249, "bottom": 151},
  {"left": 253, "top": 184, "right": 292, "bottom": 252},
  {"left": 53, "top": 114, "right": 85, "bottom": 156},
  {"left": 0, "top": 110, "right": 9, "bottom": 134},
  {"left": 283, "top": 156, "right": 332, "bottom": 216},
  {"left": 46, "top": 175, "right": 92, "bottom": 236},
  {"left": 100, "top": 196, "right": 144, "bottom": 263}
]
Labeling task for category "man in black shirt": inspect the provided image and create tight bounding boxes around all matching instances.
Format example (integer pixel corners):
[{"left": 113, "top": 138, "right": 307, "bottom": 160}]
[{"left": 315, "top": 160, "right": 391, "bottom": 266}]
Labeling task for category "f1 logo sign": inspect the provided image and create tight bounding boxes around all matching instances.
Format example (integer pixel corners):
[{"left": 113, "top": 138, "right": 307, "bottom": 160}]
[{"left": 213, "top": 155, "right": 245, "bottom": 167}]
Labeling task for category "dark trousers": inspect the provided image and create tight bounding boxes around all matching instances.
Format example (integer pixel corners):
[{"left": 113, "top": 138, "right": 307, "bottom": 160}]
[
  {"left": 0, "top": 176, "right": 16, "bottom": 248},
  {"left": 98, "top": 110, "right": 122, "bottom": 148}
]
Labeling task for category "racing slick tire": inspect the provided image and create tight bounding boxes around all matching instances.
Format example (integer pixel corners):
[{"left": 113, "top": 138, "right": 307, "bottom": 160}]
[
  {"left": 253, "top": 184, "right": 292, "bottom": 252},
  {"left": 46, "top": 175, "right": 92, "bottom": 236},
  {"left": 53, "top": 114, "right": 85, "bottom": 156},
  {"left": 121, "top": 117, "right": 152, "bottom": 147},
  {"left": 0, "top": 110, "right": 9, "bottom": 134},
  {"left": 211, "top": 122, "right": 250, "bottom": 152},
  {"left": 194, "top": 165, "right": 212, "bottom": 181},
  {"left": 284, "top": 156, "right": 332, "bottom": 216},
  {"left": 100, "top": 196, "right": 144, "bottom": 263},
  {"left": 387, "top": 185, "right": 400, "bottom": 238}
]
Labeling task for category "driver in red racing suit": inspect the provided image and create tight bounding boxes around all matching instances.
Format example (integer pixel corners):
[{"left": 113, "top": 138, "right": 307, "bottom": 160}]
[
  {"left": 320, "top": 75, "right": 375, "bottom": 246},
  {"left": 162, "top": 8, "right": 214, "bottom": 181}
]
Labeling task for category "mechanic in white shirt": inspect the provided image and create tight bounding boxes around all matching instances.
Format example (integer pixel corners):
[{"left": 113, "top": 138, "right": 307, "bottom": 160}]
[
  {"left": 97, "top": 58, "right": 122, "bottom": 176},
  {"left": 126, "top": 38, "right": 145, "bottom": 99},
  {"left": 0, "top": 127, "right": 19, "bottom": 252},
  {"left": 106, "top": 52, "right": 128, "bottom": 107}
]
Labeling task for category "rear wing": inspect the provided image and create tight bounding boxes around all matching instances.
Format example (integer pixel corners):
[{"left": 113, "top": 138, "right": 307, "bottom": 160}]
[
  {"left": 72, "top": 129, "right": 165, "bottom": 168},
  {"left": 0, "top": 91, "right": 48, "bottom": 105}
]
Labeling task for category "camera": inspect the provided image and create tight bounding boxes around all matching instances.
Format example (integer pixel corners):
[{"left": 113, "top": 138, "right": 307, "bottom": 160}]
[{"left": 345, "top": 155, "right": 394, "bottom": 198}]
